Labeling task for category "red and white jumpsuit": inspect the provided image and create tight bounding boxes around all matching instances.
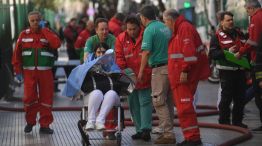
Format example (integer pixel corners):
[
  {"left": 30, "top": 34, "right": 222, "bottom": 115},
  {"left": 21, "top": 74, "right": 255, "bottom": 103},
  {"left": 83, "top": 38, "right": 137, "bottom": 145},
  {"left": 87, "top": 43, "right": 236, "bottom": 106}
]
[
  {"left": 168, "top": 15, "right": 210, "bottom": 141},
  {"left": 115, "top": 28, "right": 152, "bottom": 89},
  {"left": 12, "top": 28, "right": 61, "bottom": 128}
]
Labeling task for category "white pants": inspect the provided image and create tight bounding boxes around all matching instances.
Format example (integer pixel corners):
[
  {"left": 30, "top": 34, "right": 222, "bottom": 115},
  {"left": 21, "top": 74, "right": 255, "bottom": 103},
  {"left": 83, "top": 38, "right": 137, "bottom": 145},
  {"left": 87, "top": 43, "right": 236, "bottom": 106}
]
[{"left": 83, "top": 89, "right": 120, "bottom": 124}]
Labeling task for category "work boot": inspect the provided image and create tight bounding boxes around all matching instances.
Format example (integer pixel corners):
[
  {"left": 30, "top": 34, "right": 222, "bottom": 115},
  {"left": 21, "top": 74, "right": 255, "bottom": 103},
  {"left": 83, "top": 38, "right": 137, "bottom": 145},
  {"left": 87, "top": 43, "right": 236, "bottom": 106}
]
[
  {"left": 39, "top": 127, "right": 54, "bottom": 134},
  {"left": 176, "top": 140, "right": 202, "bottom": 146},
  {"left": 24, "top": 124, "right": 34, "bottom": 133},
  {"left": 154, "top": 134, "right": 176, "bottom": 144},
  {"left": 218, "top": 119, "right": 231, "bottom": 125},
  {"left": 141, "top": 129, "right": 151, "bottom": 141},
  {"left": 131, "top": 132, "right": 142, "bottom": 140},
  {"left": 252, "top": 126, "right": 262, "bottom": 131},
  {"left": 232, "top": 122, "right": 248, "bottom": 128},
  {"left": 151, "top": 127, "right": 164, "bottom": 134}
]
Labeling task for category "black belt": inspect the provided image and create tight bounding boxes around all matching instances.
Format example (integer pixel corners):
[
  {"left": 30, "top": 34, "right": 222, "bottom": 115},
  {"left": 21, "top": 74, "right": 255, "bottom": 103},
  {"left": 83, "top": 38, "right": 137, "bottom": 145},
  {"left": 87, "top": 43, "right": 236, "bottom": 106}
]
[{"left": 151, "top": 63, "right": 167, "bottom": 68}]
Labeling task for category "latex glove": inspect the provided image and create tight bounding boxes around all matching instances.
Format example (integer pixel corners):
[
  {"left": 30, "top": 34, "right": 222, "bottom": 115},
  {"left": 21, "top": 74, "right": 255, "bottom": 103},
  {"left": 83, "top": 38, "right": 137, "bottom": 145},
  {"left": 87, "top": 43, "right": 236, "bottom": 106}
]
[
  {"left": 228, "top": 45, "right": 237, "bottom": 53},
  {"left": 235, "top": 52, "right": 241, "bottom": 59},
  {"left": 39, "top": 20, "right": 46, "bottom": 28},
  {"left": 15, "top": 74, "right": 23, "bottom": 83}
]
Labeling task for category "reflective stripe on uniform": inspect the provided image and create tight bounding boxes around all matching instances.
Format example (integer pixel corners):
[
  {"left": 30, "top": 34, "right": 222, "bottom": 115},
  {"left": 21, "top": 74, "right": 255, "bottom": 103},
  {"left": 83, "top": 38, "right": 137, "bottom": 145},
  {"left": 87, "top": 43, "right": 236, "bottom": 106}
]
[
  {"left": 22, "top": 51, "right": 32, "bottom": 56},
  {"left": 23, "top": 66, "right": 36, "bottom": 70},
  {"left": 221, "top": 40, "right": 233, "bottom": 44},
  {"left": 255, "top": 71, "right": 262, "bottom": 79},
  {"left": 184, "top": 56, "right": 197, "bottom": 62},
  {"left": 37, "top": 66, "right": 52, "bottom": 70},
  {"left": 40, "top": 39, "right": 48, "bottom": 43},
  {"left": 170, "top": 53, "right": 197, "bottom": 62},
  {"left": 216, "top": 64, "right": 244, "bottom": 70},
  {"left": 170, "top": 53, "right": 184, "bottom": 59},
  {"left": 182, "top": 125, "right": 199, "bottom": 132},
  {"left": 24, "top": 100, "right": 38, "bottom": 107},
  {"left": 41, "top": 52, "right": 54, "bottom": 57},
  {"left": 23, "top": 66, "right": 52, "bottom": 70},
  {"left": 246, "top": 39, "right": 258, "bottom": 46},
  {"left": 40, "top": 103, "right": 52, "bottom": 108},
  {"left": 22, "top": 38, "right": 33, "bottom": 42}
]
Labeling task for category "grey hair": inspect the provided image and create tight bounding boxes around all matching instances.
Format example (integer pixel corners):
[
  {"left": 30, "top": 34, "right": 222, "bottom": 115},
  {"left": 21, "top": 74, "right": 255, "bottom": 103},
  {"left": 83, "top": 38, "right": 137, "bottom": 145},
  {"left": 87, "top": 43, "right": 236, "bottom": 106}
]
[
  {"left": 163, "top": 9, "right": 180, "bottom": 20},
  {"left": 28, "top": 11, "right": 41, "bottom": 17},
  {"left": 245, "top": 0, "right": 261, "bottom": 8}
]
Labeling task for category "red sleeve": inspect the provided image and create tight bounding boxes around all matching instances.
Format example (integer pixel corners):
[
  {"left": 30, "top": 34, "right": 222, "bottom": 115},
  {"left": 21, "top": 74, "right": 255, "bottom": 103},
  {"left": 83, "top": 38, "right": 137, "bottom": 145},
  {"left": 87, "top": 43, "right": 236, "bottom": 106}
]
[
  {"left": 115, "top": 35, "right": 127, "bottom": 69},
  {"left": 12, "top": 32, "right": 23, "bottom": 74},
  {"left": 75, "top": 31, "right": 89, "bottom": 49},
  {"left": 239, "top": 16, "right": 261, "bottom": 55},
  {"left": 179, "top": 23, "right": 198, "bottom": 72},
  {"left": 41, "top": 28, "right": 61, "bottom": 49}
]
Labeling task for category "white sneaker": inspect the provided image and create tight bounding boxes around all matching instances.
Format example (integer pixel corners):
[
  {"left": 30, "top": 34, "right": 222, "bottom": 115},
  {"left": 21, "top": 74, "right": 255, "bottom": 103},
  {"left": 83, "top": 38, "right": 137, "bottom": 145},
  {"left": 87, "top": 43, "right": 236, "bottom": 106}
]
[
  {"left": 151, "top": 127, "right": 164, "bottom": 134},
  {"left": 85, "top": 122, "right": 95, "bottom": 130},
  {"left": 95, "top": 122, "right": 105, "bottom": 131}
]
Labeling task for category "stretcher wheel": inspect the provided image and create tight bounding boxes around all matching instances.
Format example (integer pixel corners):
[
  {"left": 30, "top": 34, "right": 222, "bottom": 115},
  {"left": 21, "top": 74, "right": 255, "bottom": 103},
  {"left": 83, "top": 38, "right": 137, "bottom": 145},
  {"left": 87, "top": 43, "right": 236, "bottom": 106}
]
[
  {"left": 82, "top": 139, "right": 88, "bottom": 146},
  {"left": 116, "top": 132, "right": 121, "bottom": 146},
  {"left": 78, "top": 120, "right": 90, "bottom": 145}
]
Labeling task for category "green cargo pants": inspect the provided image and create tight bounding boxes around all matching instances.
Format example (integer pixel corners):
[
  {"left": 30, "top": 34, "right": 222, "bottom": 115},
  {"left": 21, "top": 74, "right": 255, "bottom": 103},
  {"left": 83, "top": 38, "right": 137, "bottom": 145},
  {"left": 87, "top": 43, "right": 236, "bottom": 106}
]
[{"left": 128, "top": 88, "right": 152, "bottom": 133}]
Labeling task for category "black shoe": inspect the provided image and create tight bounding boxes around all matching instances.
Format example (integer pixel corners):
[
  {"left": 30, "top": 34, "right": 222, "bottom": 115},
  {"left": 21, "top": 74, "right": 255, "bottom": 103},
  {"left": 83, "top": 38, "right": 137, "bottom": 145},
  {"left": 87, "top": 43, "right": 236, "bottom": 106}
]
[
  {"left": 218, "top": 120, "right": 231, "bottom": 125},
  {"left": 141, "top": 129, "right": 151, "bottom": 141},
  {"left": 39, "top": 127, "right": 54, "bottom": 134},
  {"left": 131, "top": 132, "right": 142, "bottom": 140},
  {"left": 54, "top": 87, "right": 60, "bottom": 92},
  {"left": 176, "top": 140, "right": 202, "bottom": 146},
  {"left": 232, "top": 123, "right": 248, "bottom": 128},
  {"left": 252, "top": 126, "right": 262, "bottom": 131},
  {"left": 24, "top": 124, "right": 33, "bottom": 133}
]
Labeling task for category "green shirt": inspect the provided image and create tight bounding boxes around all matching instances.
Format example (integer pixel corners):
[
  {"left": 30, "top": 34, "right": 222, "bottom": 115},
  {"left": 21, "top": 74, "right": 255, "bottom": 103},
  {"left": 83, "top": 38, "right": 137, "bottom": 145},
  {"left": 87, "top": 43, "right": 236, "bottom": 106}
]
[
  {"left": 141, "top": 20, "right": 171, "bottom": 66},
  {"left": 84, "top": 34, "right": 116, "bottom": 53}
]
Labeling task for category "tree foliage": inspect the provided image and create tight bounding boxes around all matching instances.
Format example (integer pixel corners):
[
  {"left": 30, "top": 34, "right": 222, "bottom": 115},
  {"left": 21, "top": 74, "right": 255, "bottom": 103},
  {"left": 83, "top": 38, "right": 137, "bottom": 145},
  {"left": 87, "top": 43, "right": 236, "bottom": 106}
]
[{"left": 31, "top": 0, "right": 59, "bottom": 11}]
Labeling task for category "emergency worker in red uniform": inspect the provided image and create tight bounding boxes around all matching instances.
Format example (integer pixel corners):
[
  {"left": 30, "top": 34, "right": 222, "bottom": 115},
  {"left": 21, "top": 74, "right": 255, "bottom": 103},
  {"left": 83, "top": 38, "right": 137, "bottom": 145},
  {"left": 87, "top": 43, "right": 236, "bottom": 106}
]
[
  {"left": 235, "top": 0, "right": 262, "bottom": 131},
  {"left": 108, "top": 13, "right": 125, "bottom": 37},
  {"left": 12, "top": 11, "right": 61, "bottom": 134},
  {"left": 115, "top": 15, "right": 152, "bottom": 141},
  {"left": 74, "top": 20, "right": 94, "bottom": 63},
  {"left": 163, "top": 9, "right": 210, "bottom": 146},
  {"left": 209, "top": 11, "right": 248, "bottom": 128}
]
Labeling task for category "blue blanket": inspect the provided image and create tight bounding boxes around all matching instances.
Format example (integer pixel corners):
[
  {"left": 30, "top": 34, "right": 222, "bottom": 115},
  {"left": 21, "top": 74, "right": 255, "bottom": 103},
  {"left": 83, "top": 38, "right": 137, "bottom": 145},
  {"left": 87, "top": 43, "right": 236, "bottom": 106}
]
[{"left": 62, "top": 51, "right": 121, "bottom": 97}]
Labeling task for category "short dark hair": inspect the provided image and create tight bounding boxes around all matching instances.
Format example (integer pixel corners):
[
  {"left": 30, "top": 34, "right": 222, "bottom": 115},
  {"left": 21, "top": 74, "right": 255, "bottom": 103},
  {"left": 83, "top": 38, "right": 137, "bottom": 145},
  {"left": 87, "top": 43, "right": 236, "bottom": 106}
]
[
  {"left": 94, "top": 18, "right": 108, "bottom": 28},
  {"left": 139, "top": 5, "right": 156, "bottom": 20},
  {"left": 28, "top": 11, "right": 41, "bottom": 18},
  {"left": 69, "top": 18, "right": 77, "bottom": 22},
  {"left": 115, "top": 13, "right": 125, "bottom": 22},
  {"left": 94, "top": 42, "right": 109, "bottom": 52},
  {"left": 220, "top": 11, "right": 234, "bottom": 21},
  {"left": 125, "top": 15, "right": 140, "bottom": 26}
]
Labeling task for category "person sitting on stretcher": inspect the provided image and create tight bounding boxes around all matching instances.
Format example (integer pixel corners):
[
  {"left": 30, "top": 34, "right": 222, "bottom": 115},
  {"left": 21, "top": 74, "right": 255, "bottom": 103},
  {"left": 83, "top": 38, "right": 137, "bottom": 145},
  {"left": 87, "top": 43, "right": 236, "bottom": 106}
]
[{"left": 83, "top": 42, "right": 120, "bottom": 130}]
